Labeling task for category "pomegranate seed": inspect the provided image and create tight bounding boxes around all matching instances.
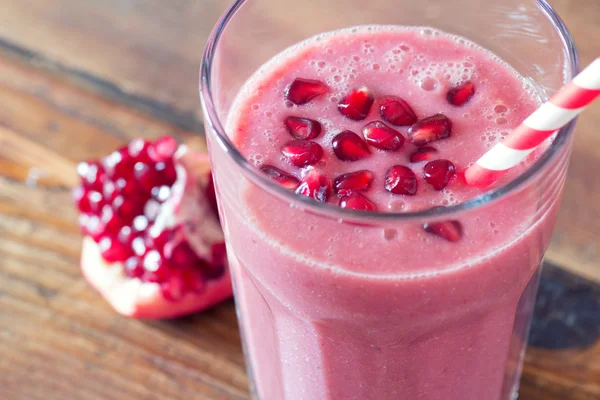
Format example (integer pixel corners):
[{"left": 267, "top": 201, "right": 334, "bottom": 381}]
[
  {"left": 295, "top": 168, "right": 331, "bottom": 203},
  {"left": 409, "top": 114, "right": 452, "bottom": 147},
  {"left": 423, "top": 159, "right": 456, "bottom": 190},
  {"left": 150, "top": 136, "right": 178, "bottom": 162},
  {"left": 72, "top": 187, "right": 91, "bottom": 213},
  {"left": 98, "top": 236, "right": 133, "bottom": 263},
  {"left": 334, "top": 170, "right": 374, "bottom": 196},
  {"left": 423, "top": 220, "right": 463, "bottom": 242},
  {"left": 134, "top": 162, "right": 159, "bottom": 193},
  {"left": 88, "top": 191, "right": 106, "bottom": 213},
  {"left": 143, "top": 250, "right": 171, "bottom": 282},
  {"left": 155, "top": 161, "right": 177, "bottom": 187},
  {"left": 362, "top": 121, "right": 406, "bottom": 151},
  {"left": 161, "top": 274, "right": 187, "bottom": 302},
  {"left": 261, "top": 165, "right": 300, "bottom": 190},
  {"left": 339, "top": 192, "right": 377, "bottom": 212},
  {"left": 168, "top": 241, "right": 198, "bottom": 266},
  {"left": 152, "top": 185, "right": 172, "bottom": 203},
  {"left": 128, "top": 138, "right": 152, "bottom": 162},
  {"left": 107, "top": 149, "right": 135, "bottom": 181},
  {"left": 84, "top": 215, "right": 106, "bottom": 242},
  {"left": 332, "top": 131, "right": 371, "bottom": 161},
  {"left": 101, "top": 205, "right": 124, "bottom": 235},
  {"left": 115, "top": 177, "right": 140, "bottom": 197},
  {"left": 124, "top": 257, "right": 145, "bottom": 278},
  {"left": 285, "top": 117, "right": 322, "bottom": 140},
  {"left": 410, "top": 146, "right": 438, "bottom": 163},
  {"left": 385, "top": 165, "right": 418, "bottom": 196},
  {"left": 286, "top": 78, "right": 329, "bottom": 105},
  {"left": 379, "top": 96, "right": 418, "bottom": 126},
  {"left": 183, "top": 268, "right": 206, "bottom": 293},
  {"left": 113, "top": 195, "right": 144, "bottom": 223},
  {"left": 281, "top": 140, "right": 324, "bottom": 167},
  {"left": 102, "top": 180, "right": 118, "bottom": 202},
  {"left": 338, "top": 87, "right": 374, "bottom": 121},
  {"left": 447, "top": 82, "right": 476, "bottom": 107}
]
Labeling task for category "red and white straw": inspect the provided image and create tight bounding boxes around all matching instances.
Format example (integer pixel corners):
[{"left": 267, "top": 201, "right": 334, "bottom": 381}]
[{"left": 465, "top": 57, "right": 600, "bottom": 187}]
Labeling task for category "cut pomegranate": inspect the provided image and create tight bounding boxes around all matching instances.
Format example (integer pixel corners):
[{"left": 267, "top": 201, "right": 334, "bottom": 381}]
[
  {"left": 385, "top": 165, "right": 418, "bottom": 196},
  {"left": 410, "top": 146, "right": 438, "bottom": 163},
  {"left": 423, "top": 159, "right": 456, "bottom": 190},
  {"left": 261, "top": 165, "right": 300, "bottom": 190},
  {"left": 423, "top": 220, "right": 463, "bottom": 242},
  {"left": 447, "top": 81, "right": 476, "bottom": 107},
  {"left": 334, "top": 170, "right": 374, "bottom": 196},
  {"left": 408, "top": 114, "right": 452, "bottom": 147},
  {"left": 362, "top": 121, "right": 406, "bottom": 151},
  {"left": 74, "top": 137, "right": 232, "bottom": 319},
  {"left": 285, "top": 117, "right": 322, "bottom": 140},
  {"left": 379, "top": 96, "right": 418, "bottom": 126},
  {"left": 286, "top": 78, "right": 329, "bottom": 105},
  {"left": 339, "top": 192, "right": 377, "bottom": 212},
  {"left": 281, "top": 140, "right": 324, "bottom": 167},
  {"left": 338, "top": 87, "right": 375, "bottom": 121},
  {"left": 332, "top": 131, "right": 371, "bottom": 161},
  {"left": 295, "top": 168, "right": 331, "bottom": 203}
]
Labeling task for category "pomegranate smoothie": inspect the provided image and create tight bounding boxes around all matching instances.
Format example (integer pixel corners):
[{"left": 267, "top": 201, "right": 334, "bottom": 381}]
[{"left": 212, "top": 26, "right": 560, "bottom": 400}]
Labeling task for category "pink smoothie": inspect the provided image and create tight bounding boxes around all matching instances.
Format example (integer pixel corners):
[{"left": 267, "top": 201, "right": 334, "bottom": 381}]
[{"left": 214, "top": 26, "right": 561, "bottom": 400}]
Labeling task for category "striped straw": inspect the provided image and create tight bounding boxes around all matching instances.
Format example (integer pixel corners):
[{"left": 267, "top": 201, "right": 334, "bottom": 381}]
[{"left": 465, "top": 57, "right": 600, "bottom": 187}]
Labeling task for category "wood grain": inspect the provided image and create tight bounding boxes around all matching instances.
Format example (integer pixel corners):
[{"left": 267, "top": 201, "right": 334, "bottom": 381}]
[{"left": 0, "top": 1, "right": 598, "bottom": 399}]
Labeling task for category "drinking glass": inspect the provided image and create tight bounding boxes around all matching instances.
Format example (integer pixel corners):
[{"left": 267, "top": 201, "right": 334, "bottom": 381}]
[{"left": 200, "top": 1, "right": 578, "bottom": 399}]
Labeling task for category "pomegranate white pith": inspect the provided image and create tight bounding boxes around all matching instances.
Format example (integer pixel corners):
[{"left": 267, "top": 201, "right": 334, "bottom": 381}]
[{"left": 75, "top": 137, "right": 232, "bottom": 319}]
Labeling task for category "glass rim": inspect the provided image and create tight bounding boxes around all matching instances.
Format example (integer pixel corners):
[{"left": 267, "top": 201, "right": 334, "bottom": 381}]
[{"left": 199, "top": 0, "right": 580, "bottom": 223}]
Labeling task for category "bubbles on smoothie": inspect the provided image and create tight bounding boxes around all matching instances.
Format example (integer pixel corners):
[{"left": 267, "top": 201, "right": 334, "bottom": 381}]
[
  {"left": 387, "top": 199, "right": 406, "bottom": 212},
  {"left": 419, "top": 77, "right": 439, "bottom": 91},
  {"left": 495, "top": 117, "right": 507, "bottom": 125},
  {"left": 382, "top": 229, "right": 398, "bottom": 241},
  {"left": 494, "top": 104, "right": 508, "bottom": 114}
]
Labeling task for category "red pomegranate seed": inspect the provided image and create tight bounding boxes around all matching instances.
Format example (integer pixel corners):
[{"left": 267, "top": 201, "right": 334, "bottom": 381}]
[
  {"left": 295, "top": 168, "right": 331, "bottom": 203},
  {"left": 281, "top": 140, "right": 324, "bottom": 167},
  {"left": 261, "top": 165, "right": 300, "bottom": 190},
  {"left": 143, "top": 250, "right": 171, "bottom": 283},
  {"left": 128, "top": 138, "right": 152, "bottom": 162},
  {"left": 77, "top": 162, "right": 106, "bottom": 191},
  {"left": 423, "top": 159, "right": 456, "bottom": 190},
  {"left": 362, "top": 121, "right": 406, "bottom": 151},
  {"left": 98, "top": 236, "right": 133, "bottom": 263},
  {"left": 334, "top": 170, "right": 374, "bottom": 196},
  {"left": 338, "top": 87, "right": 374, "bottom": 120},
  {"left": 100, "top": 205, "right": 124, "bottom": 235},
  {"left": 124, "top": 257, "right": 145, "bottom": 278},
  {"left": 150, "top": 136, "right": 178, "bottom": 162},
  {"left": 285, "top": 116, "right": 322, "bottom": 140},
  {"left": 332, "top": 131, "right": 371, "bottom": 161},
  {"left": 155, "top": 161, "right": 177, "bottom": 187},
  {"left": 379, "top": 96, "right": 418, "bottom": 126},
  {"left": 183, "top": 267, "right": 206, "bottom": 294},
  {"left": 423, "top": 220, "right": 463, "bottom": 242},
  {"left": 84, "top": 215, "right": 106, "bottom": 242},
  {"left": 385, "top": 165, "right": 418, "bottom": 196},
  {"left": 88, "top": 191, "right": 106, "bottom": 213},
  {"left": 286, "top": 78, "right": 329, "bottom": 105},
  {"left": 447, "top": 82, "right": 476, "bottom": 107},
  {"left": 409, "top": 114, "right": 452, "bottom": 147},
  {"left": 161, "top": 273, "right": 187, "bottom": 302},
  {"left": 72, "top": 187, "right": 91, "bottom": 213},
  {"left": 339, "top": 192, "right": 377, "bottom": 212},
  {"left": 410, "top": 146, "right": 438, "bottom": 163},
  {"left": 168, "top": 241, "right": 198, "bottom": 267}
]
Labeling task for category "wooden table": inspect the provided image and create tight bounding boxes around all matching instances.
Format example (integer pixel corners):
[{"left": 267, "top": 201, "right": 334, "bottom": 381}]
[{"left": 0, "top": 1, "right": 598, "bottom": 399}]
